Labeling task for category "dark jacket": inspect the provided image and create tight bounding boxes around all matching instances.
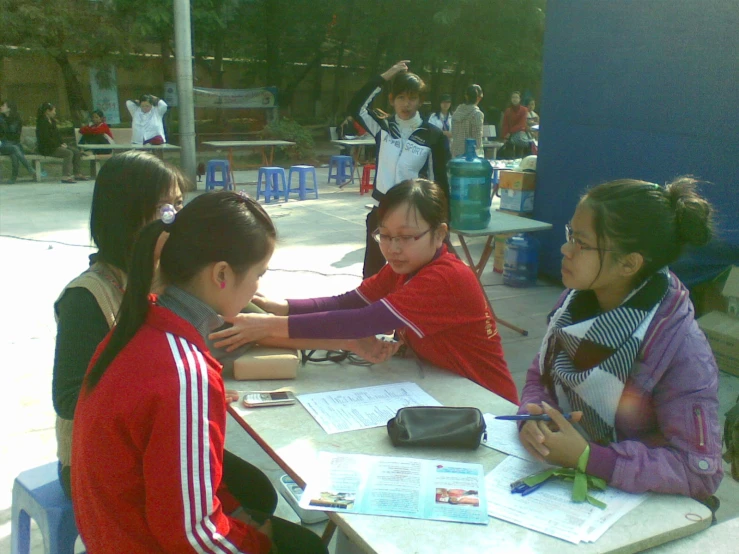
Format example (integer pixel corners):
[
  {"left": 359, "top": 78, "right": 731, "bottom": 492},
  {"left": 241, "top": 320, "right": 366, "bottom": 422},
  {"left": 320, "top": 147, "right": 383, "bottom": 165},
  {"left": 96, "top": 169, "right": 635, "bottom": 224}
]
[{"left": 36, "top": 116, "right": 63, "bottom": 155}]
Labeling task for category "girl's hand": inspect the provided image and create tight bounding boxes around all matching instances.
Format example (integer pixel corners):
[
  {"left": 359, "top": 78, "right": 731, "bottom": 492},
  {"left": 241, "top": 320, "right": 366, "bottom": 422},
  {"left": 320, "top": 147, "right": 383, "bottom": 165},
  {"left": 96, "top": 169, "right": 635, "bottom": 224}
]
[
  {"left": 381, "top": 60, "right": 410, "bottom": 81},
  {"left": 251, "top": 292, "right": 289, "bottom": 316},
  {"left": 209, "top": 313, "right": 281, "bottom": 351},
  {"left": 225, "top": 389, "right": 240, "bottom": 403},
  {"left": 518, "top": 403, "right": 550, "bottom": 462},
  {"left": 537, "top": 401, "right": 587, "bottom": 468},
  {"left": 347, "top": 336, "right": 400, "bottom": 363}
]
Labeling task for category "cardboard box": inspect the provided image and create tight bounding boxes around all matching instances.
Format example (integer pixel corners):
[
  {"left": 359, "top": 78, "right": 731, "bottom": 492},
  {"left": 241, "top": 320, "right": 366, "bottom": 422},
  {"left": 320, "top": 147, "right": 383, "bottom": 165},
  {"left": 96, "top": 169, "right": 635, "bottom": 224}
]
[
  {"left": 500, "top": 189, "right": 535, "bottom": 212},
  {"left": 498, "top": 170, "right": 536, "bottom": 191},
  {"left": 698, "top": 311, "right": 739, "bottom": 377}
]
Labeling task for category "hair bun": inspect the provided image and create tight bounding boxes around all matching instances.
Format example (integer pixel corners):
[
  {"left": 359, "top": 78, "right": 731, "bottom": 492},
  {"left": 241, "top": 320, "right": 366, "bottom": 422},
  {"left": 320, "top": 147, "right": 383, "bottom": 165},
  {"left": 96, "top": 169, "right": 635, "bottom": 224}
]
[{"left": 665, "top": 176, "right": 713, "bottom": 247}]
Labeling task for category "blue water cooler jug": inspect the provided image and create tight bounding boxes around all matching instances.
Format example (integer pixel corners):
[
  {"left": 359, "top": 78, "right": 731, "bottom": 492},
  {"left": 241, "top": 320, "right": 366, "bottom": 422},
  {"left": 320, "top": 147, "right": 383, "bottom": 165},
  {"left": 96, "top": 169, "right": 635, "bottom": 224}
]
[
  {"left": 447, "top": 138, "right": 493, "bottom": 230},
  {"left": 503, "top": 234, "right": 540, "bottom": 287}
]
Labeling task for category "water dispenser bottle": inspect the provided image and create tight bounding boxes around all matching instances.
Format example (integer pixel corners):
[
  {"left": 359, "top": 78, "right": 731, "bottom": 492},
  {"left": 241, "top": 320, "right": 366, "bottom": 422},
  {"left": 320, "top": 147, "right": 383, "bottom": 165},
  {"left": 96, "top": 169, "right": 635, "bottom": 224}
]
[
  {"left": 447, "top": 138, "right": 493, "bottom": 230},
  {"left": 503, "top": 234, "right": 540, "bottom": 287}
]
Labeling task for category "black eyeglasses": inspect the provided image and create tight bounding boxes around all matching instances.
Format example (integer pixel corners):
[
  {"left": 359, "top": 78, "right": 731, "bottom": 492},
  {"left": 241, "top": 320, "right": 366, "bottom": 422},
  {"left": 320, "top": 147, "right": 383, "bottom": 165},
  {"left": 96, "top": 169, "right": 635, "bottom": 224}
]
[
  {"left": 565, "top": 224, "right": 617, "bottom": 254},
  {"left": 372, "top": 228, "right": 432, "bottom": 248}
]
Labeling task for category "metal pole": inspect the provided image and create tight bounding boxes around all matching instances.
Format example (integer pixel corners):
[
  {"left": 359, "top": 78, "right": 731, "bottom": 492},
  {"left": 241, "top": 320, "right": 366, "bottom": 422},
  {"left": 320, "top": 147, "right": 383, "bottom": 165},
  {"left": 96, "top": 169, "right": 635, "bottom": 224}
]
[{"left": 173, "top": 0, "right": 197, "bottom": 188}]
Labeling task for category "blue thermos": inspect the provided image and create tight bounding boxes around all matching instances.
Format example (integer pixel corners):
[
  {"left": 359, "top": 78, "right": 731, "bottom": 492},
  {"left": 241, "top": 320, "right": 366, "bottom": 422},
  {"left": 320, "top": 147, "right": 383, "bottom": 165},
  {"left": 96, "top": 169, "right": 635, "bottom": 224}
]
[
  {"left": 447, "top": 138, "right": 493, "bottom": 230},
  {"left": 503, "top": 234, "right": 540, "bottom": 287}
]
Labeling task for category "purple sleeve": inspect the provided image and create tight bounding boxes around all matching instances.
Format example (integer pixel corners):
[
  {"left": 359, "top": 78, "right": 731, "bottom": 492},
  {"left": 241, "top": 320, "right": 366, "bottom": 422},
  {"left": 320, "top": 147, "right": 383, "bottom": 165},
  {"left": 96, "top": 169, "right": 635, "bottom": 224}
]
[
  {"left": 288, "top": 301, "right": 403, "bottom": 339},
  {"left": 517, "top": 354, "right": 560, "bottom": 412},
  {"left": 604, "top": 329, "right": 722, "bottom": 498},
  {"left": 287, "top": 290, "right": 367, "bottom": 315}
]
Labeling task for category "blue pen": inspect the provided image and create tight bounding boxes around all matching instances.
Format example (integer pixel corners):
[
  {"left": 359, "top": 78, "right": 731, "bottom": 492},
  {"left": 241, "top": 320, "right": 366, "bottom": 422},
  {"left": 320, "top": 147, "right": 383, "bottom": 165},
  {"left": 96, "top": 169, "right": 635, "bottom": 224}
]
[
  {"left": 521, "top": 481, "right": 546, "bottom": 496},
  {"left": 495, "top": 413, "right": 572, "bottom": 422}
]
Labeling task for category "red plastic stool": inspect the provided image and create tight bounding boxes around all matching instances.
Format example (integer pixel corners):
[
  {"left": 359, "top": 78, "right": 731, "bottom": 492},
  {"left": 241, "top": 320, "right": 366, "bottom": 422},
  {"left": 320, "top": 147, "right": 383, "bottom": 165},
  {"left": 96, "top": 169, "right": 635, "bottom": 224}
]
[{"left": 360, "top": 164, "right": 376, "bottom": 195}]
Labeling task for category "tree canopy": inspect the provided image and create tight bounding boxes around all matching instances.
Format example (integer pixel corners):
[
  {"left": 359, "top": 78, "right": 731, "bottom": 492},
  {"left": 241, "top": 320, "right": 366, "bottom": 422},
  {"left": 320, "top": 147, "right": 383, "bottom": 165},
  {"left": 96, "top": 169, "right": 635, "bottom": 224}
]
[{"left": 0, "top": 0, "right": 546, "bottom": 123}]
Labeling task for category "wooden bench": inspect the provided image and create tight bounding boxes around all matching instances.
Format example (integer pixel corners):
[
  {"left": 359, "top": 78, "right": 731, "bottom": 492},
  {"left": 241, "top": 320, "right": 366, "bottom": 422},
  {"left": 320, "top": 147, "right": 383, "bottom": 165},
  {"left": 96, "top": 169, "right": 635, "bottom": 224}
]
[
  {"left": 74, "top": 127, "right": 133, "bottom": 176},
  {"left": 1, "top": 126, "right": 134, "bottom": 181}
]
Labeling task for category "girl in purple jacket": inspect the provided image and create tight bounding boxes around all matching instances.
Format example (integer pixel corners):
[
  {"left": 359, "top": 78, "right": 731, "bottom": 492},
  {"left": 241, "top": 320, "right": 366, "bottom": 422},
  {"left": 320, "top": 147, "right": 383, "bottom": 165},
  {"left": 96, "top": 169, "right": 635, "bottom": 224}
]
[{"left": 518, "top": 177, "right": 722, "bottom": 500}]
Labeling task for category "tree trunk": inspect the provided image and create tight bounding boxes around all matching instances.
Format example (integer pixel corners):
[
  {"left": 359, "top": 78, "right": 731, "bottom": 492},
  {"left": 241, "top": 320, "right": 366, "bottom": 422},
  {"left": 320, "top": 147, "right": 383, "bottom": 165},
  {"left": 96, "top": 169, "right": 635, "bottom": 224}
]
[
  {"left": 312, "top": 53, "right": 324, "bottom": 119},
  {"left": 52, "top": 51, "right": 88, "bottom": 127},
  {"left": 161, "top": 38, "right": 172, "bottom": 82},
  {"left": 281, "top": 49, "right": 324, "bottom": 110},
  {"left": 330, "top": 0, "right": 355, "bottom": 118},
  {"left": 264, "top": 0, "right": 282, "bottom": 90}
]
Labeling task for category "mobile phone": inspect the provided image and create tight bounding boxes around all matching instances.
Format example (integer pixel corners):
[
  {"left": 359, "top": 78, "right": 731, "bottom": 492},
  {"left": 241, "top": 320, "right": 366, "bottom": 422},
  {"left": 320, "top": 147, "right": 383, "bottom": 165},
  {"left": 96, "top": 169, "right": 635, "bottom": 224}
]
[{"left": 242, "top": 391, "right": 296, "bottom": 408}]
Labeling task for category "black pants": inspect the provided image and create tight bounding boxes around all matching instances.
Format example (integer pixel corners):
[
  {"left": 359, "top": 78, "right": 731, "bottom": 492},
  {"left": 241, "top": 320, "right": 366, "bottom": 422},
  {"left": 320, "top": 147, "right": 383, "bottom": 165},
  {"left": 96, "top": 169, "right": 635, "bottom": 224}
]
[
  {"left": 363, "top": 207, "right": 386, "bottom": 278},
  {"left": 218, "top": 450, "right": 328, "bottom": 554},
  {"left": 60, "top": 452, "right": 327, "bottom": 554}
]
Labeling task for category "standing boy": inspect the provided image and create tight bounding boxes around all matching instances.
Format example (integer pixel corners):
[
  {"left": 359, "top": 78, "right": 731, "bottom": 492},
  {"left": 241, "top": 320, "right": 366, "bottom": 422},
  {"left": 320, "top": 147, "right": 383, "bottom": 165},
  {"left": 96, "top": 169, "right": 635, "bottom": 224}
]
[{"left": 349, "top": 60, "right": 451, "bottom": 278}]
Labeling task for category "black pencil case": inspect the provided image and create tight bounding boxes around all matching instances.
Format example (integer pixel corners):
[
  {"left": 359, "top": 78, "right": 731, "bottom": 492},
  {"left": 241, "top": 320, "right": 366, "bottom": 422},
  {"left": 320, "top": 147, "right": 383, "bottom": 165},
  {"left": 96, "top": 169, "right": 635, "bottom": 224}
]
[{"left": 387, "top": 406, "right": 487, "bottom": 449}]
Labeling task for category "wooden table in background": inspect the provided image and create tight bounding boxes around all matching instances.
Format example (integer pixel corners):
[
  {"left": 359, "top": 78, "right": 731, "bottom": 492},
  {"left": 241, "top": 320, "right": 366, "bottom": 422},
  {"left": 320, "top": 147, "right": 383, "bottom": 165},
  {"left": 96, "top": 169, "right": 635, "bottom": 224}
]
[
  {"left": 450, "top": 210, "right": 552, "bottom": 336},
  {"left": 202, "top": 140, "right": 296, "bottom": 185}
]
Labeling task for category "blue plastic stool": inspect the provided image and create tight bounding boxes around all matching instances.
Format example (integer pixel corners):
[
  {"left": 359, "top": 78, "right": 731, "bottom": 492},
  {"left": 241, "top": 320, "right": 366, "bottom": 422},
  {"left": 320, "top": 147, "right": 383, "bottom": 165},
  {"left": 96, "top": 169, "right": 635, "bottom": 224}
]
[
  {"left": 257, "top": 167, "right": 287, "bottom": 203},
  {"left": 287, "top": 165, "right": 319, "bottom": 201},
  {"left": 205, "top": 159, "right": 233, "bottom": 191},
  {"left": 327, "top": 155, "right": 354, "bottom": 185},
  {"left": 11, "top": 462, "right": 79, "bottom": 554}
]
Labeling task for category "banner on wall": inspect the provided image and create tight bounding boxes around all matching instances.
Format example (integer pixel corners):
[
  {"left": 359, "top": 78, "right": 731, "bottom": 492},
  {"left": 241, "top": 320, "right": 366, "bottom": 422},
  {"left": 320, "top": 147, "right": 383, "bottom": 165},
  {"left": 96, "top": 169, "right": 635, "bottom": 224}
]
[
  {"left": 89, "top": 66, "right": 121, "bottom": 124},
  {"left": 192, "top": 86, "right": 278, "bottom": 108},
  {"left": 164, "top": 82, "right": 178, "bottom": 107}
]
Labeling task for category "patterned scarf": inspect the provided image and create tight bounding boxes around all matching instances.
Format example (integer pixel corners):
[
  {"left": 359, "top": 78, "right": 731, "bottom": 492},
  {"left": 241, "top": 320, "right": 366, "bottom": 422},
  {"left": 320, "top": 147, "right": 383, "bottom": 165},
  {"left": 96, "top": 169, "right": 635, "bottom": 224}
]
[{"left": 539, "top": 269, "right": 669, "bottom": 444}]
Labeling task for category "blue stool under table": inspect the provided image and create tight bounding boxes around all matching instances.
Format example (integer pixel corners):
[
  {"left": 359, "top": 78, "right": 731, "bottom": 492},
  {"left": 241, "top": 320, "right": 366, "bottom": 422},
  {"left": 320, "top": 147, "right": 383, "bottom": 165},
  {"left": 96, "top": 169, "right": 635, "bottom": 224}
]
[
  {"left": 327, "top": 155, "right": 354, "bottom": 186},
  {"left": 205, "top": 159, "right": 233, "bottom": 191},
  {"left": 257, "top": 167, "right": 287, "bottom": 203},
  {"left": 11, "top": 462, "right": 79, "bottom": 554},
  {"left": 287, "top": 165, "right": 318, "bottom": 201}
]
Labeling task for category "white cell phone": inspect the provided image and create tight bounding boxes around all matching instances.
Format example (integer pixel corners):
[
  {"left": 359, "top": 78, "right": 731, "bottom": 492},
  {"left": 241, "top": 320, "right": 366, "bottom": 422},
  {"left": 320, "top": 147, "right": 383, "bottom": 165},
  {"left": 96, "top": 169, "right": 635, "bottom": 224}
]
[{"left": 242, "top": 391, "right": 296, "bottom": 408}]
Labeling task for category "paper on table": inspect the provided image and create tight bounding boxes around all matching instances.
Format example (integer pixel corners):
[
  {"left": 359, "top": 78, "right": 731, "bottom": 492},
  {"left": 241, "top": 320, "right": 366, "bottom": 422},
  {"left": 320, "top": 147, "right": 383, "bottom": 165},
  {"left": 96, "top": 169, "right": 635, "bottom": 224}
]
[
  {"left": 485, "top": 456, "right": 647, "bottom": 544},
  {"left": 299, "top": 452, "right": 489, "bottom": 525},
  {"left": 482, "top": 413, "right": 539, "bottom": 462},
  {"left": 297, "top": 382, "right": 441, "bottom": 434}
]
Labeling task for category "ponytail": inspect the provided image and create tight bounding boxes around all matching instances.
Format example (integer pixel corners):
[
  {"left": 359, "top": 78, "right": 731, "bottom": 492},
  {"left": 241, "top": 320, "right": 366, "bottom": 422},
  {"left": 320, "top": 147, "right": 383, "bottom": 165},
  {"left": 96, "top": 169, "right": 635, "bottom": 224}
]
[
  {"left": 85, "top": 191, "right": 276, "bottom": 390},
  {"left": 85, "top": 220, "right": 166, "bottom": 389},
  {"left": 581, "top": 176, "right": 714, "bottom": 284}
]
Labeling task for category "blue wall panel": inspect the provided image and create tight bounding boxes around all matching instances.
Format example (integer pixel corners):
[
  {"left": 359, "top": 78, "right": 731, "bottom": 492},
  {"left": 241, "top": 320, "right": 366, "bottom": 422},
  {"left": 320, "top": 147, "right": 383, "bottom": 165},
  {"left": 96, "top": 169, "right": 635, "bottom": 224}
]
[{"left": 534, "top": 1, "right": 739, "bottom": 284}]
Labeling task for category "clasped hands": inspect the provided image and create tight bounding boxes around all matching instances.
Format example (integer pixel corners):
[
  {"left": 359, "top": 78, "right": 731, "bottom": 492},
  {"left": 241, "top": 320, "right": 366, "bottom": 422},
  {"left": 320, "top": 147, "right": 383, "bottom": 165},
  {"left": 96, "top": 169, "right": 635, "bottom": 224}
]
[{"left": 518, "top": 401, "right": 588, "bottom": 468}]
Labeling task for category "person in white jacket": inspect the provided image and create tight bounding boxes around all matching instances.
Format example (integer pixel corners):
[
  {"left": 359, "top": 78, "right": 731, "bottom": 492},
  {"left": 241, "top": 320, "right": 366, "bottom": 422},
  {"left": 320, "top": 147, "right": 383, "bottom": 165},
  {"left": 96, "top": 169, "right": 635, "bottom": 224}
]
[
  {"left": 428, "top": 93, "right": 453, "bottom": 139},
  {"left": 126, "top": 94, "right": 167, "bottom": 145}
]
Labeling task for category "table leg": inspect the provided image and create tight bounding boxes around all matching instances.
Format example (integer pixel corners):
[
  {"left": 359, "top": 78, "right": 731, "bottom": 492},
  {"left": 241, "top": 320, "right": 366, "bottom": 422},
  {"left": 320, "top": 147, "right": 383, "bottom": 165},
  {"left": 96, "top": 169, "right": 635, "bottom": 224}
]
[
  {"left": 226, "top": 406, "right": 305, "bottom": 488},
  {"left": 452, "top": 235, "right": 529, "bottom": 336},
  {"left": 339, "top": 146, "right": 361, "bottom": 189},
  {"left": 227, "top": 147, "right": 236, "bottom": 187},
  {"left": 321, "top": 521, "right": 337, "bottom": 546}
]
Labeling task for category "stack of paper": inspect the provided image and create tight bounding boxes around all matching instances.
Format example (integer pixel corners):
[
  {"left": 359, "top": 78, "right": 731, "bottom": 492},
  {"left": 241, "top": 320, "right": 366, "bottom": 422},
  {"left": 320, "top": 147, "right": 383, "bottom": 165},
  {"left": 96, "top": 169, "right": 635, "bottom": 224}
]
[{"left": 297, "top": 382, "right": 440, "bottom": 434}]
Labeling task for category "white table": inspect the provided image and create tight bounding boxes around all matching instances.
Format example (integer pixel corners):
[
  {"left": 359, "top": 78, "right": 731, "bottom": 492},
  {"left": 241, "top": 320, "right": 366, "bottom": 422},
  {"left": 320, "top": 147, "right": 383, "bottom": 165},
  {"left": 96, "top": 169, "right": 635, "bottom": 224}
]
[
  {"left": 450, "top": 209, "right": 552, "bottom": 335},
  {"left": 482, "top": 140, "right": 505, "bottom": 160},
  {"left": 225, "top": 358, "right": 711, "bottom": 554},
  {"left": 202, "top": 140, "right": 297, "bottom": 184}
]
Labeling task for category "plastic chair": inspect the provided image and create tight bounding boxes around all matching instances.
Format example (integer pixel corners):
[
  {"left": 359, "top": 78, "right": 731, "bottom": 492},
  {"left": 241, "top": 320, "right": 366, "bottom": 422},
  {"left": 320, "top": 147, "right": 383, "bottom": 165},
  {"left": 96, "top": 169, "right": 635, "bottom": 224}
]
[
  {"left": 360, "top": 164, "right": 375, "bottom": 195},
  {"left": 11, "top": 462, "right": 79, "bottom": 554},
  {"left": 205, "top": 159, "right": 232, "bottom": 191},
  {"left": 327, "top": 155, "right": 354, "bottom": 186},
  {"left": 287, "top": 165, "right": 318, "bottom": 201},
  {"left": 257, "top": 167, "right": 287, "bottom": 203}
]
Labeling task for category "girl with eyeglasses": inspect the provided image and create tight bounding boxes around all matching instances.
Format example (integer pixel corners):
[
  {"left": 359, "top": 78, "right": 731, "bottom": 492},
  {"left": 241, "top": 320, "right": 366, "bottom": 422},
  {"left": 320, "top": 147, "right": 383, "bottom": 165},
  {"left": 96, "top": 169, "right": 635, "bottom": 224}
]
[
  {"left": 518, "top": 177, "right": 722, "bottom": 501},
  {"left": 210, "top": 179, "right": 518, "bottom": 404}
]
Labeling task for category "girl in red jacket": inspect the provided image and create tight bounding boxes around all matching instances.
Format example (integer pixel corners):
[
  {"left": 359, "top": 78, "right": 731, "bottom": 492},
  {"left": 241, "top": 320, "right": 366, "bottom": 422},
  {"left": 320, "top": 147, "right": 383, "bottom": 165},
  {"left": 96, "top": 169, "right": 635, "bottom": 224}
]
[
  {"left": 72, "top": 191, "right": 326, "bottom": 554},
  {"left": 78, "top": 109, "right": 114, "bottom": 154}
]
